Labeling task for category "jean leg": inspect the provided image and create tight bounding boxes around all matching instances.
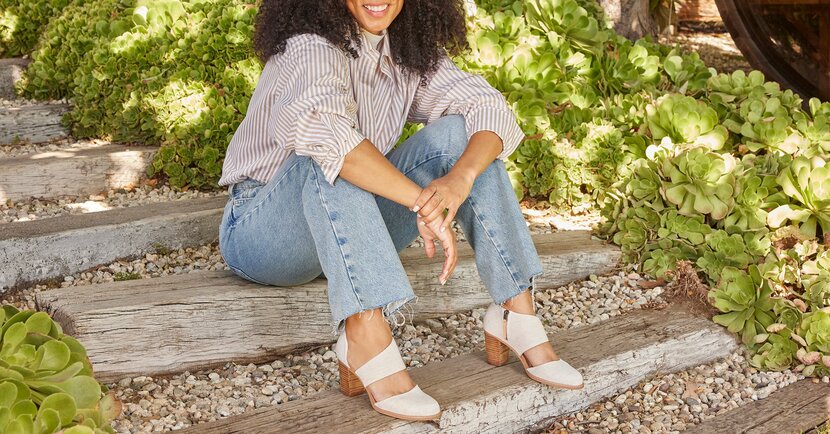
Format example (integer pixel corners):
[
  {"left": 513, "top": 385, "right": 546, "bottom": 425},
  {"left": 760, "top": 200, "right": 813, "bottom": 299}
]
[
  {"left": 379, "top": 115, "right": 544, "bottom": 304},
  {"left": 301, "top": 156, "right": 417, "bottom": 329},
  {"left": 219, "top": 153, "right": 323, "bottom": 287}
]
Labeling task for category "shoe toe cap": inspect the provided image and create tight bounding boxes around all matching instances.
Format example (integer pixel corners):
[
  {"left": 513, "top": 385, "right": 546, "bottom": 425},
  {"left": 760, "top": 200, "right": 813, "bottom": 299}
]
[
  {"left": 528, "top": 359, "right": 584, "bottom": 387},
  {"left": 375, "top": 385, "right": 441, "bottom": 418}
]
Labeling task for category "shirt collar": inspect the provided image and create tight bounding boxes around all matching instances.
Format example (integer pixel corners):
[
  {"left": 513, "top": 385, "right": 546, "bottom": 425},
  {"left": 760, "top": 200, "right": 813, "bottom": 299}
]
[{"left": 360, "top": 28, "right": 392, "bottom": 60}]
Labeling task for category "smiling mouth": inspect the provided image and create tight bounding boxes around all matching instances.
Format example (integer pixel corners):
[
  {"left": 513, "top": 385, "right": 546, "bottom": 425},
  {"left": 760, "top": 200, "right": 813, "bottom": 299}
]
[{"left": 363, "top": 3, "right": 390, "bottom": 17}]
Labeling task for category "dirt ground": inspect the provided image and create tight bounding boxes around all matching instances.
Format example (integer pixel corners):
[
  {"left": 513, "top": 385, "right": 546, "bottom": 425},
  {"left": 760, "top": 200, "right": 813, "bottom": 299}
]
[{"left": 659, "top": 21, "right": 752, "bottom": 74}]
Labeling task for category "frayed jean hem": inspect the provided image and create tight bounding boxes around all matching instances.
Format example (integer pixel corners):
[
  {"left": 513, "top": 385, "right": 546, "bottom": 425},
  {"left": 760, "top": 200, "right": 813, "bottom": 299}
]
[
  {"left": 331, "top": 294, "right": 419, "bottom": 336},
  {"left": 494, "top": 269, "right": 544, "bottom": 306}
]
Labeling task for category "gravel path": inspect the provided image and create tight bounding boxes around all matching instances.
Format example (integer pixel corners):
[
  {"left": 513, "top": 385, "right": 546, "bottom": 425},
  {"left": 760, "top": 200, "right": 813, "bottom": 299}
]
[
  {"left": 0, "top": 178, "right": 227, "bottom": 224},
  {"left": 545, "top": 348, "right": 822, "bottom": 433},
  {"left": 1, "top": 137, "right": 114, "bottom": 158},
  {"left": 0, "top": 95, "right": 69, "bottom": 108}
]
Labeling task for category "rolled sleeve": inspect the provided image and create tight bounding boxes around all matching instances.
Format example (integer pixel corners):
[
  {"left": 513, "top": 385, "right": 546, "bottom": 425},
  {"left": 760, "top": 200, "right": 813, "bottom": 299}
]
[
  {"left": 463, "top": 105, "right": 525, "bottom": 160},
  {"left": 407, "top": 56, "right": 524, "bottom": 160},
  {"left": 294, "top": 109, "right": 366, "bottom": 186},
  {"left": 273, "top": 35, "right": 367, "bottom": 186}
]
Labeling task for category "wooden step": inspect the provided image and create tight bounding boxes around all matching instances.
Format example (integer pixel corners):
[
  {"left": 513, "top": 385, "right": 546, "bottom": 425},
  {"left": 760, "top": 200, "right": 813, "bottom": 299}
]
[
  {"left": 34, "top": 231, "right": 621, "bottom": 382},
  {"left": 0, "top": 58, "right": 29, "bottom": 100},
  {"left": 0, "top": 103, "right": 71, "bottom": 145},
  {"left": 0, "top": 142, "right": 157, "bottom": 202},
  {"left": 685, "top": 379, "right": 829, "bottom": 434},
  {"left": 177, "top": 301, "right": 738, "bottom": 433},
  {"left": 0, "top": 196, "right": 227, "bottom": 291}
]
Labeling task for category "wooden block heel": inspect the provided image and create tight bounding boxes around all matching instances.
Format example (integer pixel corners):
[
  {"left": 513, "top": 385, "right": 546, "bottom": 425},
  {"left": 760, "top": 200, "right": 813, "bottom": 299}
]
[
  {"left": 484, "top": 332, "right": 510, "bottom": 366},
  {"left": 338, "top": 361, "right": 365, "bottom": 397}
]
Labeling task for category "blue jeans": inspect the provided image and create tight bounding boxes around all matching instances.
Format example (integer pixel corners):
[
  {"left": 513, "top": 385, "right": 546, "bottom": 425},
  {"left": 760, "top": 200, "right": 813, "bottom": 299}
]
[{"left": 218, "top": 115, "right": 544, "bottom": 331}]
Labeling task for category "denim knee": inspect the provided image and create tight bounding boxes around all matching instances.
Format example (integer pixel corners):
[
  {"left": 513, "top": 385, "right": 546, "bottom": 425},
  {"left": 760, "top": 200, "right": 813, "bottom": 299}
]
[{"left": 420, "top": 114, "right": 468, "bottom": 162}]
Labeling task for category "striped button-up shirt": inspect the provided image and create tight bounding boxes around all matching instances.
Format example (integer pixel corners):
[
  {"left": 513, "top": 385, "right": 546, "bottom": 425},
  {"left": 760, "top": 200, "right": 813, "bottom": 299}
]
[{"left": 218, "top": 31, "right": 525, "bottom": 187}]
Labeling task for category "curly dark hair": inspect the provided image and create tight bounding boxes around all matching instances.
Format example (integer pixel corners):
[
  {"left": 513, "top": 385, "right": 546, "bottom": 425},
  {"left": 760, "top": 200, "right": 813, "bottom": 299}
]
[{"left": 252, "top": 0, "right": 469, "bottom": 83}]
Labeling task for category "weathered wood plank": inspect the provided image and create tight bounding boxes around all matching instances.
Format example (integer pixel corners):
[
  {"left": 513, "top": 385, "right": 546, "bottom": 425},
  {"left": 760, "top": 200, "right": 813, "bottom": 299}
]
[
  {"left": 0, "top": 196, "right": 228, "bottom": 291},
  {"left": 0, "top": 103, "right": 71, "bottom": 145},
  {"left": 35, "top": 231, "right": 621, "bottom": 381},
  {"left": 0, "top": 142, "right": 157, "bottom": 201},
  {"left": 0, "top": 58, "right": 29, "bottom": 100},
  {"left": 685, "top": 379, "right": 830, "bottom": 434},
  {"left": 178, "top": 302, "right": 739, "bottom": 434}
]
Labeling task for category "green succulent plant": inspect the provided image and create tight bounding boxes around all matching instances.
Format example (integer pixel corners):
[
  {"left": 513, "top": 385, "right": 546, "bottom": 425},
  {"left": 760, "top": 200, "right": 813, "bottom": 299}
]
[
  {"left": 767, "top": 156, "right": 830, "bottom": 238},
  {"left": 708, "top": 265, "right": 776, "bottom": 348},
  {"left": 801, "top": 308, "right": 830, "bottom": 355},
  {"left": 524, "top": 0, "right": 609, "bottom": 55},
  {"left": 773, "top": 299, "right": 803, "bottom": 331},
  {"left": 646, "top": 94, "right": 728, "bottom": 150},
  {"left": 719, "top": 163, "right": 780, "bottom": 232},
  {"left": 0, "top": 305, "right": 120, "bottom": 433},
  {"left": 696, "top": 230, "right": 755, "bottom": 282},
  {"left": 750, "top": 327, "right": 798, "bottom": 371},
  {"left": 802, "top": 249, "right": 830, "bottom": 308},
  {"left": 660, "top": 147, "right": 737, "bottom": 220}
]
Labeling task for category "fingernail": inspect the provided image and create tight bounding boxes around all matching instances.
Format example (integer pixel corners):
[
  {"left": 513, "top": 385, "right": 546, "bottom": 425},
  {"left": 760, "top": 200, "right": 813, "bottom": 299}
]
[
  {"left": 420, "top": 221, "right": 426, "bottom": 225},
  {"left": 440, "top": 226, "right": 445, "bottom": 233},
  {"left": 412, "top": 205, "right": 420, "bottom": 212},
  {"left": 440, "top": 278, "right": 446, "bottom": 285}
]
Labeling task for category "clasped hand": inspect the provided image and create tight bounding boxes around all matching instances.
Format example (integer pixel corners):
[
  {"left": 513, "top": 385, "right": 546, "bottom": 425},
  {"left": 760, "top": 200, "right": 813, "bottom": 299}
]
[{"left": 410, "top": 171, "right": 474, "bottom": 285}]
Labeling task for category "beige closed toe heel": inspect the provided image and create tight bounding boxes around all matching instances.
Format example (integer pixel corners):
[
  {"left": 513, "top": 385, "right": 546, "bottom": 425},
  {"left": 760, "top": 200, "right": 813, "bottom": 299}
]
[
  {"left": 334, "top": 329, "right": 442, "bottom": 421},
  {"left": 482, "top": 303, "right": 584, "bottom": 390}
]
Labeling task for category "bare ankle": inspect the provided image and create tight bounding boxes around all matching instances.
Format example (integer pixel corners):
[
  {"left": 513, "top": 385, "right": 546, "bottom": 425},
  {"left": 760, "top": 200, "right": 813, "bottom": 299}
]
[
  {"left": 502, "top": 290, "right": 536, "bottom": 315},
  {"left": 344, "top": 308, "right": 393, "bottom": 367}
]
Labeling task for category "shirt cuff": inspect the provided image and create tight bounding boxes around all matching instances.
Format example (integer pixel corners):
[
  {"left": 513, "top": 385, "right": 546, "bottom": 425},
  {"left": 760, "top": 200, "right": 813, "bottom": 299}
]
[
  {"left": 295, "top": 111, "right": 366, "bottom": 186},
  {"left": 463, "top": 106, "right": 525, "bottom": 160}
]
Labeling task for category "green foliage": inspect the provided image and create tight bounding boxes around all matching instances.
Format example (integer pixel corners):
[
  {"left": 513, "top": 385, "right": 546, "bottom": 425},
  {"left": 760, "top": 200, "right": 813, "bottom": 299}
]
[
  {"left": 21, "top": 0, "right": 258, "bottom": 189},
  {"left": 660, "top": 147, "right": 736, "bottom": 220},
  {"left": 708, "top": 265, "right": 775, "bottom": 348},
  {"left": 0, "top": 0, "right": 75, "bottom": 57},
  {"left": 767, "top": 156, "right": 830, "bottom": 238},
  {"left": 646, "top": 94, "right": 728, "bottom": 150},
  {"left": 0, "top": 305, "right": 121, "bottom": 433}
]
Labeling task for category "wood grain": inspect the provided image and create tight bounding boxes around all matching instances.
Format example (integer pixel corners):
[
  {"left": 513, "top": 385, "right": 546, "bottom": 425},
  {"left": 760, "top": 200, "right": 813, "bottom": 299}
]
[
  {"left": 178, "top": 303, "right": 738, "bottom": 434},
  {"left": 0, "top": 103, "right": 70, "bottom": 145},
  {"left": 0, "top": 142, "right": 157, "bottom": 201},
  {"left": 35, "top": 231, "right": 620, "bottom": 381}
]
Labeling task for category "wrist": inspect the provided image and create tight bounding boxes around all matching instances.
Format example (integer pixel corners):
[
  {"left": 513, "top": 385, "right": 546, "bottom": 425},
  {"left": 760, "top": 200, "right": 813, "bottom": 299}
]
[
  {"left": 406, "top": 183, "right": 423, "bottom": 211},
  {"left": 449, "top": 165, "right": 477, "bottom": 186}
]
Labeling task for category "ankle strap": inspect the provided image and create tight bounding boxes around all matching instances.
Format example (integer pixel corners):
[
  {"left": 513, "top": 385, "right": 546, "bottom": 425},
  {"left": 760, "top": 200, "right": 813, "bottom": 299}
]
[
  {"left": 355, "top": 339, "right": 406, "bottom": 387},
  {"left": 505, "top": 309, "right": 550, "bottom": 356}
]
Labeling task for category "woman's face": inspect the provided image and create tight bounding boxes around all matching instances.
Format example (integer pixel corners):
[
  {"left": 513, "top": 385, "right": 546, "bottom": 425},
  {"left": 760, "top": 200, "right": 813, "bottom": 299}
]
[{"left": 345, "top": 1, "right": 403, "bottom": 35}]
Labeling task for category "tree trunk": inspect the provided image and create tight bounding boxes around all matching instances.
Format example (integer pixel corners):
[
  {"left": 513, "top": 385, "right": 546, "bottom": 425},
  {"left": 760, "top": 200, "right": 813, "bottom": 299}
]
[{"left": 598, "top": 0, "right": 660, "bottom": 40}]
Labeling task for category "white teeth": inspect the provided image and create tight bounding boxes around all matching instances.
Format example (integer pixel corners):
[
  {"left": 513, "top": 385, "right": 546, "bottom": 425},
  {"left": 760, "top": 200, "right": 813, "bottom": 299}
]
[{"left": 364, "top": 4, "right": 388, "bottom": 12}]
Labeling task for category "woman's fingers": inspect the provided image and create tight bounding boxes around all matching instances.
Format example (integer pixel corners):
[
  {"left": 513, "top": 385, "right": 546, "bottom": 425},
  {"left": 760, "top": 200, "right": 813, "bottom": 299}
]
[
  {"left": 441, "top": 237, "right": 456, "bottom": 283},
  {"left": 418, "top": 216, "right": 437, "bottom": 259},
  {"left": 439, "top": 205, "right": 457, "bottom": 233},
  {"left": 417, "top": 193, "right": 446, "bottom": 225},
  {"left": 411, "top": 185, "right": 437, "bottom": 213},
  {"left": 433, "top": 221, "right": 456, "bottom": 284}
]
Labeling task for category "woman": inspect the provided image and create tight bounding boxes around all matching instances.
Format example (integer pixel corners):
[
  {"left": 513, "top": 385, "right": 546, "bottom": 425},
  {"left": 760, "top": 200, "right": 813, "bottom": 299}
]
[{"left": 217, "top": 0, "right": 584, "bottom": 422}]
